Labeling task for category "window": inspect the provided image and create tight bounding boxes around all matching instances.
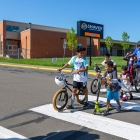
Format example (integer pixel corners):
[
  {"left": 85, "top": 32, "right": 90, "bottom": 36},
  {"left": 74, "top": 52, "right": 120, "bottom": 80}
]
[
  {"left": 6, "top": 25, "right": 13, "bottom": 32},
  {"left": 6, "top": 25, "right": 19, "bottom": 32},
  {"left": 26, "top": 27, "right": 29, "bottom": 30},
  {"left": 13, "top": 26, "right": 19, "bottom": 32},
  {"left": 100, "top": 44, "right": 110, "bottom": 56}
]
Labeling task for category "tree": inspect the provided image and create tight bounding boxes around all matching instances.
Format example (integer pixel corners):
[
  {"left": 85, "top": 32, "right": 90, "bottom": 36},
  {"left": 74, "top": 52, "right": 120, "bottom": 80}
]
[
  {"left": 66, "top": 27, "right": 78, "bottom": 56},
  {"left": 105, "top": 36, "right": 113, "bottom": 54},
  {"left": 120, "top": 32, "right": 130, "bottom": 56}
]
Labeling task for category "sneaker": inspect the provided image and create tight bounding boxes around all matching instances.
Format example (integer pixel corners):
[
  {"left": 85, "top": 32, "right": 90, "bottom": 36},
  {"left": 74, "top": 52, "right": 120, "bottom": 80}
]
[
  {"left": 130, "top": 95, "right": 133, "bottom": 100},
  {"left": 66, "top": 105, "right": 74, "bottom": 109},
  {"left": 116, "top": 105, "right": 121, "bottom": 112},
  {"left": 83, "top": 102, "right": 89, "bottom": 108},
  {"left": 102, "top": 110, "right": 109, "bottom": 116}
]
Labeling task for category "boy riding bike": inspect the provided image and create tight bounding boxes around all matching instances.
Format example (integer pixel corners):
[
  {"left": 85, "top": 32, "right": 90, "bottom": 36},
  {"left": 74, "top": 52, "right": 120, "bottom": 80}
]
[{"left": 57, "top": 46, "right": 89, "bottom": 109}]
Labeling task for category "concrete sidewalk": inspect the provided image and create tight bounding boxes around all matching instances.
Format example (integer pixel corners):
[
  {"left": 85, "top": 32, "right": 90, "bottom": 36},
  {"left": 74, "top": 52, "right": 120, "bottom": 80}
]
[{"left": 0, "top": 62, "right": 97, "bottom": 75}]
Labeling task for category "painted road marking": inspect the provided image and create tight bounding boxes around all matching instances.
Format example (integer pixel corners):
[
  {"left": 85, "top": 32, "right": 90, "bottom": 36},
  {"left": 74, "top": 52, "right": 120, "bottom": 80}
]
[
  {"left": 30, "top": 104, "right": 140, "bottom": 140},
  {"left": 0, "top": 126, "right": 30, "bottom": 139},
  {"left": 88, "top": 95, "right": 140, "bottom": 111},
  {"left": 42, "top": 131, "right": 61, "bottom": 140},
  {"left": 0, "top": 63, "right": 97, "bottom": 76}
]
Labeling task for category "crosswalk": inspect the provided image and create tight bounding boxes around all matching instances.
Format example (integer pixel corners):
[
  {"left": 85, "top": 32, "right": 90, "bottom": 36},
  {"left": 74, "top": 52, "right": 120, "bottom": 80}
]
[
  {"left": 0, "top": 126, "right": 30, "bottom": 140},
  {"left": 1, "top": 93, "right": 140, "bottom": 140}
]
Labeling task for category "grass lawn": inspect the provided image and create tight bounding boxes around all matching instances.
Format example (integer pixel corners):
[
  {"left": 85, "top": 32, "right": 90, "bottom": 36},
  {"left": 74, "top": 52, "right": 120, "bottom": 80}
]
[{"left": 0, "top": 56, "right": 127, "bottom": 72}]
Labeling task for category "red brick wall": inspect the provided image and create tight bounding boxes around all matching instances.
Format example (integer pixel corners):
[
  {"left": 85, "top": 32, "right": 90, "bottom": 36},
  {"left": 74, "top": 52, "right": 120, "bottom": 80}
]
[
  {"left": 0, "top": 20, "right": 6, "bottom": 56},
  {"left": 30, "top": 29, "right": 87, "bottom": 58},
  {"left": 93, "top": 39, "right": 100, "bottom": 56},
  {"left": 20, "top": 30, "right": 31, "bottom": 58}
]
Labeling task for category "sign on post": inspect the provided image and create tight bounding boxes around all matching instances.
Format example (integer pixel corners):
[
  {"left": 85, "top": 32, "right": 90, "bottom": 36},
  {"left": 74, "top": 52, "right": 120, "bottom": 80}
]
[
  {"left": 77, "top": 20, "right": 104, "bottom": 39},
  {"left": 77, "top": 20, "right": 104, "bottom": 66}
]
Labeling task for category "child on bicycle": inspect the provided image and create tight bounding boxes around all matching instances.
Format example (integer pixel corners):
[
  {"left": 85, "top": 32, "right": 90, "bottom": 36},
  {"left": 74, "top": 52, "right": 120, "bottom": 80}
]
[
  {"left": 96, "top": 53, "right": 117, "bottom": 75},
  {"left": 57, "top": 46, "right": 89, "bottom": 109},
  {"left": 103, "top": 61, "right": 121, "bottom": 116},
  {"left": 119, "top": 66, "right": 133, "bottom": 100},
  {"left": 124, "top": 52, "right": 135, "bottom": 84}
]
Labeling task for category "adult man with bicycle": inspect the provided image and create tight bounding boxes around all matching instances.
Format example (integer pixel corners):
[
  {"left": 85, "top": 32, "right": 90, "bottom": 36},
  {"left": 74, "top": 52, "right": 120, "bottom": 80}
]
[{"left": 128, "top": 41, "right": 140, "bottom": 83}]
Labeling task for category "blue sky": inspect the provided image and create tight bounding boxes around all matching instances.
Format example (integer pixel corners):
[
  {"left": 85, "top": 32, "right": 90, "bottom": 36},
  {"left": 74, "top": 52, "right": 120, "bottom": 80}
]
[{"left": 0, "top": 0, "right": 139, "bottom": 42}]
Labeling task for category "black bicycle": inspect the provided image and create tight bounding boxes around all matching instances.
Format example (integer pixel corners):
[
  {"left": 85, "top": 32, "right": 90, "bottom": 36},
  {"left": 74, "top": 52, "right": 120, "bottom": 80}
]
[
  {"left": 90, "top": 64, "right": 107, "bottom": 94},
  {"left": 52, "top": 71, "right": 86, "bottom": 111}
]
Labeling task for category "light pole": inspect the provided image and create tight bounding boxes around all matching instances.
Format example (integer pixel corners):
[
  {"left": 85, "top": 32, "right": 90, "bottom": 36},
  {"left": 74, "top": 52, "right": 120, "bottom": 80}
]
[{"left": 29, "top": 22, "right": 31, "bottom": 58}]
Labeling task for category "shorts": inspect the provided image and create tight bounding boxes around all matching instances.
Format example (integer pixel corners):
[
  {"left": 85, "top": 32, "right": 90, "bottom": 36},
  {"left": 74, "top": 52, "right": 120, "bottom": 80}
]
[
  {"left": 73, "top": 81, "right": 87, "bottom": 89},
  {"left": 106, "top": 90, "right": 119, "bottom": 101}
]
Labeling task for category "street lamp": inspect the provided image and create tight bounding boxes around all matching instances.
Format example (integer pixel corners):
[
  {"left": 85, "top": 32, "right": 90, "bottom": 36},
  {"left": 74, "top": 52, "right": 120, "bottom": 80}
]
[
  {"left": 29, "top": 22, "right": 31, "bottom": 29},
  {"left": 29, "top": 22, "right": 32, "bottom": 58}
]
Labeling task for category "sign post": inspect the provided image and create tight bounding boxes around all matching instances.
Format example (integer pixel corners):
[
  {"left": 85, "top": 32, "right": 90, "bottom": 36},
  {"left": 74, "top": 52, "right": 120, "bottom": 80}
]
[
  {"left": 77, "top": 20, "right": 104, "bottom": 66},
  {"left": 63, "top": 39, "right": 67, "bottom": 64}
]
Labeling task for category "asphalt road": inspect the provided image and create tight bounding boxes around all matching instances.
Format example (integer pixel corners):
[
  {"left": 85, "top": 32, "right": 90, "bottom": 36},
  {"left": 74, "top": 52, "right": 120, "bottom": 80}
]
[{"left": 0, "top": 66, "right": 140, "bottom": 140}]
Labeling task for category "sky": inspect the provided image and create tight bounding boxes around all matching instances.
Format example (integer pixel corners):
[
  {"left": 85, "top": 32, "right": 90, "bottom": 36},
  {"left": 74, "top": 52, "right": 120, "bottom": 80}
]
[{"left": 0, "top": 0, "right": 139, "bottom": 42}]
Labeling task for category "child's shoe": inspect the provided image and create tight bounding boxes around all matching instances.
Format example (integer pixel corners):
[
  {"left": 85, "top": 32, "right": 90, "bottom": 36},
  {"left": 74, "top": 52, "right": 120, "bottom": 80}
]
[
  {"left": 102, "top": 110, "right": 109, "bottom": 116},
  {"left": 116, "top": 105, "right": 121, "bottom": 112}
]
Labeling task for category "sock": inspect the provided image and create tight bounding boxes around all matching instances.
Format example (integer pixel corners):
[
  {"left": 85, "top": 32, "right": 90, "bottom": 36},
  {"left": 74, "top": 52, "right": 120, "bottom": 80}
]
[
  {"left": 71, "top": 96, "right": 75, "bottom": 107},
  {"left": 85, "top": 97, "right": 88, "bottom": 103},
  {"left": 120, "top": 92, "right": 123, "bottom": 96}
]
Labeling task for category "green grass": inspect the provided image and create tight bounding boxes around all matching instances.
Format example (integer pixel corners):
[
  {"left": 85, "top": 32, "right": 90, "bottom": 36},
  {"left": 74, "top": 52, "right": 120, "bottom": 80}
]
[{"left": 0, "top": 56, "right": 127, "bottom": 72}]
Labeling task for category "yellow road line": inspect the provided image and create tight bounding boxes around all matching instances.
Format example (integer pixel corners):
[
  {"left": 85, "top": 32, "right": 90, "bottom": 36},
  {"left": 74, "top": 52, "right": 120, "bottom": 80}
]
[{"left": 0, "top": 63, "right": 97, "bottom": 76}]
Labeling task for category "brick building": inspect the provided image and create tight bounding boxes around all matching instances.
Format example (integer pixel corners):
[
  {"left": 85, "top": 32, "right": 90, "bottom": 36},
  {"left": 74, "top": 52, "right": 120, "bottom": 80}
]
[{"left": 0, "top": 20, "right": 137, "bottom": 59}]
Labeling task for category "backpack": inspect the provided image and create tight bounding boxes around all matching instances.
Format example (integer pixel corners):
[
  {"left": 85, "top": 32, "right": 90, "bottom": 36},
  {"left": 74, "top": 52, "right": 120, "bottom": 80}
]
[{"left": 72, "top": 55, "right": 88, "bottom": 76}]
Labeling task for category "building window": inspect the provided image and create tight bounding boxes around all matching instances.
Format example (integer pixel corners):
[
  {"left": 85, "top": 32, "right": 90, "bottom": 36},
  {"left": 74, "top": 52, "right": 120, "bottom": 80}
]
[
  {"left": 100, "top": 44, "right": 109, "bottom": 56},
  {"left": 6, "top": 25, "right": 19, "bottom": 32},
  {"left": 26, "top": 27, "right": 29, "bottom": 30}
]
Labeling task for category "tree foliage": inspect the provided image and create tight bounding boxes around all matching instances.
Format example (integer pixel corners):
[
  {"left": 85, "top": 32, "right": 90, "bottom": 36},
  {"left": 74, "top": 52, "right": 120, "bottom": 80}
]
[
  {"left": 105, "top": 36, "right": 113, "bottom": 53},
  {"left": 120, "top": 32, "right": 130, "bottom": 51},
  {"left": 66, "top": 27, "right": 78, "bottom": 52}
]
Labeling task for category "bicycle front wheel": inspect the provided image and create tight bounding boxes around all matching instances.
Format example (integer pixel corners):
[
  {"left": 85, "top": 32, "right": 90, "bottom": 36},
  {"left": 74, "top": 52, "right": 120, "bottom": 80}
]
[
  {"left": 90, "top": 78, "right": 100, "bottom": 94},
  {"left": 76, "top": 89, "right": 86, "bottom": 104},
  {"left": 52, "top": 89, "right": 68, "bottom": 111}
]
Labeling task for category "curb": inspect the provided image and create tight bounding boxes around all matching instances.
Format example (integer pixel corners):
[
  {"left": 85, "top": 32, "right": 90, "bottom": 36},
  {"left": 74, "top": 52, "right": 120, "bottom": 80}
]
[{"left": 0, "top": 63, "right": 97, "bottom": 76}]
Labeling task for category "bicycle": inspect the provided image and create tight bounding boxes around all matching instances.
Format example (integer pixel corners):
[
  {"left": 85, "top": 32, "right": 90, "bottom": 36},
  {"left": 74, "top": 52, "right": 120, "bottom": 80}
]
[
  {"left": 90, "top": 64, "right": 107, "bottom": 94},
  {"left": 52, "top": 71, "right": 86, "bottom": 111},
  {"left": 133, "top": 65, "right": 140, "bottom": 92}
]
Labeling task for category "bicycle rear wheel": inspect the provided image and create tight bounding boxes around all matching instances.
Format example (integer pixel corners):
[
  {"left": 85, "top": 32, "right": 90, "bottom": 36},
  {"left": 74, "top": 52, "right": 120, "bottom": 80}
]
[
  {"left": 52, "top": 89, "right": 68, "bottom": 111},
  {"left": 135, "top": 80, "right": 140, "bottom": 92},
  {"left": 76, "top": 89, "right": 86, "bottom": 104},
  {"left": 90, "top": 78, "right": 100, "bottom": 94}
]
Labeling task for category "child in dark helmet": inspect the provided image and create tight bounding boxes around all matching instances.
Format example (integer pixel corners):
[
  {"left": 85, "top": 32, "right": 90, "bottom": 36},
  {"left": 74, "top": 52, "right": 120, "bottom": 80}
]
[
  {"left": 124, "top": 52, "right": 135, "bottom": 84},
  {"left": 120, "top": 66, "right": 133, "bottom": 100},
  {"left": 57, "top": 46, "right": 89, "bottom": 109}
]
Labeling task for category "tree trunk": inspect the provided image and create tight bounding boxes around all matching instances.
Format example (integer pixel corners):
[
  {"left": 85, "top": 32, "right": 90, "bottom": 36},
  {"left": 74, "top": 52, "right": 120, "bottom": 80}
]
[{"left": 124, "top": 49, "right": 125, "bottom": 56}]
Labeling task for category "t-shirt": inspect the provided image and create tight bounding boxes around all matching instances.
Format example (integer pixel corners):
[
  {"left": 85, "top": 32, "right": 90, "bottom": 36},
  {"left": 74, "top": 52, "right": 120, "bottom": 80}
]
[
  {"left": 102, "top": 59, "right": 116, "bottom": 66},
  {"left": 103, "top": 70, "right": 119, "bottom": 92},
  {"left": 68, "top": 56, "right": 89, "bottom": 82},
  {"left": 133, "top": 48, "right": 140, "bottom": 66}
]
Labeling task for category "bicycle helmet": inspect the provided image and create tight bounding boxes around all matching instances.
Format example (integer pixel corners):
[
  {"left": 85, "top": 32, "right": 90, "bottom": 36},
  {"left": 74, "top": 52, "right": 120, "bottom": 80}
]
[
  {"left": 55, "top": 76, "right": 65, "bottom": 86},
  {"left": 137, "top": 41, "right": 140, "bottom": 47},
  {"left": 120, "top": 94, "right": 128, "bottom": 101}
]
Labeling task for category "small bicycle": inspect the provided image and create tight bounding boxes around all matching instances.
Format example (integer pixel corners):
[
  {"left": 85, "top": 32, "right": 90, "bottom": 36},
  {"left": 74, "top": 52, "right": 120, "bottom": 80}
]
[
  {"left": 90, "top": 64, "right": 107, "bottom": 94},
  {"left": 52, "top": 71, "right": 86, "bottom": 111}
]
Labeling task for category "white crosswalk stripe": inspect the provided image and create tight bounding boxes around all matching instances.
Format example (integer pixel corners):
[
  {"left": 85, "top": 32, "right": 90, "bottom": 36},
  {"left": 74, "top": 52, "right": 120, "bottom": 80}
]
[
  {"left": 0, "top": 126, "right": 30, "bottom": 140},
  {"left": 30, "top": 103, "right": 140, "bottom": 140},
  {"left": 0, "top": 93, "right": 140, "bottom": 140},
  {"left": 88, "top": 95, "right": 140, "bottom": 111}
]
